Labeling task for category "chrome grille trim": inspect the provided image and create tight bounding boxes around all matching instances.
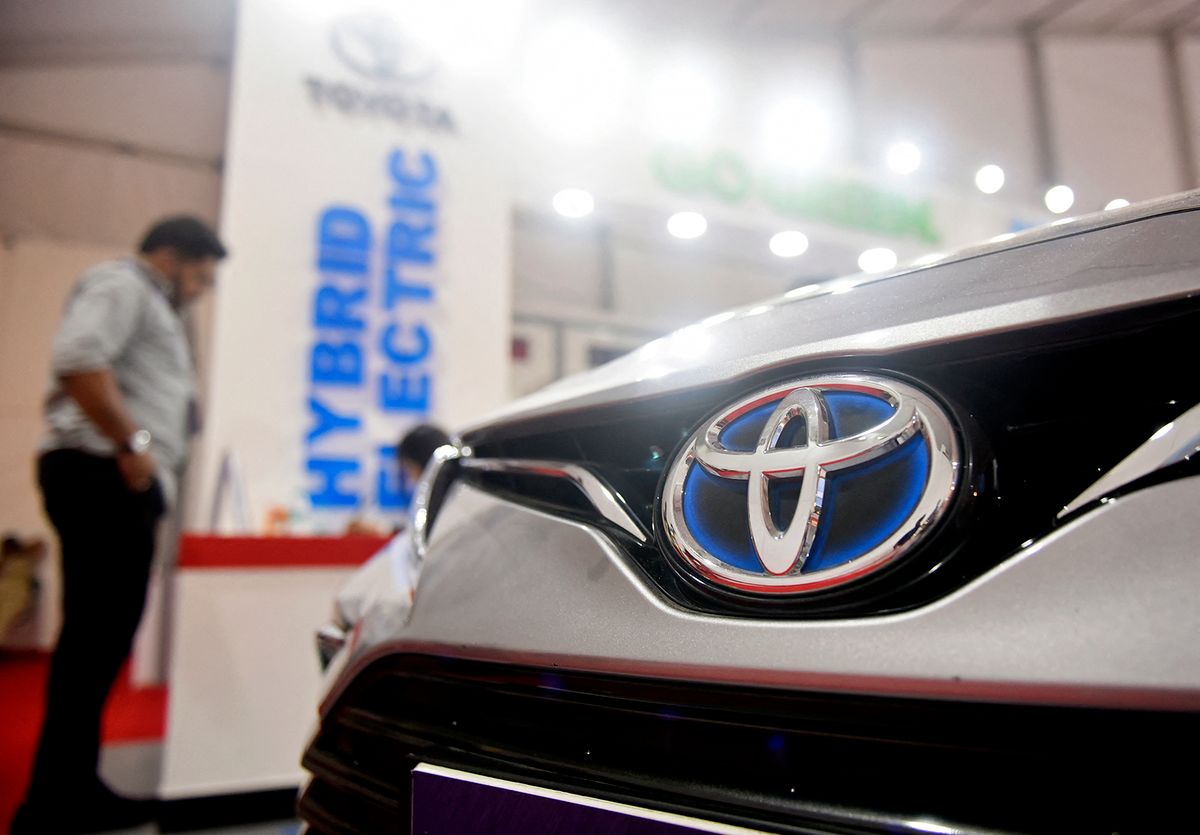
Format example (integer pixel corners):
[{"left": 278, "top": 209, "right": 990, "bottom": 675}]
[
  {"left": 412, "top": 443, "right": 463, "bottom": 560},
  {"left": 458, "top": 456, "right": 650, "bottom": 543}
]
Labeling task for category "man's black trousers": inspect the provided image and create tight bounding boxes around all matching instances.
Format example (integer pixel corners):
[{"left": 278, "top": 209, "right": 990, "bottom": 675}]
[{"left": 25, "top": 449, "right": 165, "bottom": 800}]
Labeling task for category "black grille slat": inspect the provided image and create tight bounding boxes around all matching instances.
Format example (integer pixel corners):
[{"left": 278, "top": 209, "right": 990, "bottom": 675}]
[{"left": 301, "top": 655, "right": 1198, "bottom": 834}]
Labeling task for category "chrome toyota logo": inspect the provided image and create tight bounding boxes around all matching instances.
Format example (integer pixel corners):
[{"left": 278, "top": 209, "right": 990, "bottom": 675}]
[{"left": 662, "top": 374, "right": 959, "bottom": 594}]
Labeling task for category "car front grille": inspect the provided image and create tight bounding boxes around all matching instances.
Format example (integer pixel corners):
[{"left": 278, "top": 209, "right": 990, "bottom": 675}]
[
  {"left": 300, "top": 655, "right": 1198, "bottom": 834},
  {"left": 452, "top": 295, "right": 1200, "bottom": 618}
]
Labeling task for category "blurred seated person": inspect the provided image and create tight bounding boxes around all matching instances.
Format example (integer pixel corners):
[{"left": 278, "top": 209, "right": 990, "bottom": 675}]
[{"left": 327, "top": 424, "right": 451, "bottom": 664}]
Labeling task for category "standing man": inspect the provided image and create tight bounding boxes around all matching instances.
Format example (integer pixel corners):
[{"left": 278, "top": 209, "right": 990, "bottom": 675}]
[{"left": 13, "top": 216, "right": 226, "bottom": 834}]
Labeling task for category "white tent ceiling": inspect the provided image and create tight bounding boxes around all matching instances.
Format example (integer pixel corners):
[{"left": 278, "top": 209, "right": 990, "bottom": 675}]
[
  {"left": 3, "top": 0, "right": 1198, "bottom": 70},
  {"left": 1, "top": 0, "right": 1198, "bottom": 246},
  {"left": 564, "top": 0, "right": 1200, "bottom": 38}
]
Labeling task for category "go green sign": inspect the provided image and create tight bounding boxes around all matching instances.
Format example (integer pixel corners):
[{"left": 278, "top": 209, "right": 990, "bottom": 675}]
[{"left": 651, "top": 146, "right": 940, "bottom": 244}]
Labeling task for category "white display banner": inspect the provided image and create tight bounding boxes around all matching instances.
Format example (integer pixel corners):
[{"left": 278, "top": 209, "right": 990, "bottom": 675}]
[{"left": 193, "top": 0, "right": 514, "bottom": 534}]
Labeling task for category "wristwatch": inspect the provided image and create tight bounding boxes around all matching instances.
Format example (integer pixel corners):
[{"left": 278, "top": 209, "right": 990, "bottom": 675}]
[{"left": 120, "top": 429, "right": 153, "bottom": 455}]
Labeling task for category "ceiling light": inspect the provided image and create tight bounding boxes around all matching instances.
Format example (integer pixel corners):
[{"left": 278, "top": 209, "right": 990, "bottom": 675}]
[
  {"left": 1105, "top": 198, "right": 1130, "bottom": 211},
  {"left": 975, "top": 164, "right": 1005, "bottom": 194},
  {"left": 667, "top": 211, "right": 707, "bottom": 239},
  {"left": 1044, "top": 185, "right": 1074, "bottom": 214},
  {"left": 769, "top": 230, "right": 809, "bottom": 258},
  {"left": 886, "top": 141, "right": 921, "bottom": 175},
  {"left": 552, "top": 188, "right": 594, "bottom": 218}
]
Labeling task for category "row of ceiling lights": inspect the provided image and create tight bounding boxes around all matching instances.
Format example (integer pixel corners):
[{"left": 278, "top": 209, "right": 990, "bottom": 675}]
[
  {"left": 552, "top": 180, "right": 1134, "bottom": 277},
  {"left": 552, "top": 188, "right": 902, "bottom": 274},
  {"left": 553, "top": 123, "right": 1135, "bottom": 275},
  {"left": 884, "top": 141, "right": 1129, "bottom": 213},
  {"left": 522, "top": 20, "right": 1134, "bottom": 218}
]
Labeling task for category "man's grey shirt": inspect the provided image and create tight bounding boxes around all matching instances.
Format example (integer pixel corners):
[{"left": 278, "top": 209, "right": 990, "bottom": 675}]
[{"left": 41, "top": 258, "right": 195, "bottom": 505}]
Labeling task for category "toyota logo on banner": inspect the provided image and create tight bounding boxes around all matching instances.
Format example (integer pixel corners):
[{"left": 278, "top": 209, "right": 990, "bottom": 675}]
[
  {"left": 307, "top": 11, "right": 455, "bottom": 132},
  {"left": 329, "top": 12, "right": 438, "bottom": 83}
]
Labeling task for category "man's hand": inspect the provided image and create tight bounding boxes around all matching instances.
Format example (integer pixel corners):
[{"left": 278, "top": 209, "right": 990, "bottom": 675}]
[
  {"left": 59, "top": 370, "right": 156, "bottom": 491},
  {"left": 117, "top": 451, "right": 157, "bottom": 492}
]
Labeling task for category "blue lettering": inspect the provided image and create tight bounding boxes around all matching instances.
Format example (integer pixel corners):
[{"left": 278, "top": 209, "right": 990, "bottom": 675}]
[
  {"left": 302, "top": 149, "right": 442, "bottom": 515},
  {"left": 381, "top": 323, "right": 431, "bottom": 365},
  {"left": 307, "top": 396, "right": 361, "bottom": 443},
  {"left": 389, "top": 193, "right": 435, "bottom": 213},
  {"left": 387, "top": 220, "right": 434, "bottom": 264},
  {"left": 314, "top": 285, "right": 367, "bottom": 331},
  {"left": 311, "top": 341, "right": 364, "bottom": 386},
  {"left": 388, "top": 150, "right": 438, "bottom": 188},
  {"left": 317, "top": 207, "right": 371, "bottom": 275},
  {"left": 307, "top": 458, "right": 361, "bottom": 508},
  {"left": 384, "top": 264, "right": 433, "bottom": 308},
  {"left": 379, "top": 371, "right": 431, "bottom": 412}
]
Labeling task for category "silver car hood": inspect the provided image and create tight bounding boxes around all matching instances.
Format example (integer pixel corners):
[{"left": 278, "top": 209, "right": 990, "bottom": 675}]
[{"left": 470, "top": 190, "right": 1200, "bottom": 433}]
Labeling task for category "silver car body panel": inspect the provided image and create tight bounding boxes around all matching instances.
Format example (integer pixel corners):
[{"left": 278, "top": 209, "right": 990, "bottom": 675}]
[
  {"left": 332, "top": 475, "right": 1200, "bottom": 713},
  {"left": 467, "top": 195, "right": 1200, "bottom": 433}
]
